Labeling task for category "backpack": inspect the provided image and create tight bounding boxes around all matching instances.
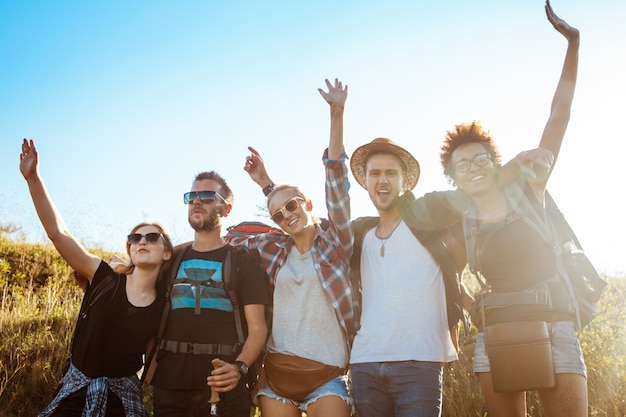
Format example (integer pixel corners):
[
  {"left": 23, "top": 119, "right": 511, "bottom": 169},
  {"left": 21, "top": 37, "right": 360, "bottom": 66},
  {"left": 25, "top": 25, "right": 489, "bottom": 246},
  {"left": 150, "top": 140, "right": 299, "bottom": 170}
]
[
  {"left": 226, "top": 220, "right": 282, "bottom": 237},
  {"left": 463, "top": 184, "right": 607, "bottom": 330},
  {"left": 543, "top": 192, "right": 608, "bottom": 324}
]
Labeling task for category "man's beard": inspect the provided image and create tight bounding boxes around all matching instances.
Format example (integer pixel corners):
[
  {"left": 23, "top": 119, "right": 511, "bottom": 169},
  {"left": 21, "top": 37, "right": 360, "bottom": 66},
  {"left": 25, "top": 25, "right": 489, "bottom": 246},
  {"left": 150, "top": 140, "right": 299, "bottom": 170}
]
[
  {"left": 370, "top": 192, "right": 401, "bottom": 213},
  {"left": 189, "top": 208, "right": 222, "bottom": 232}
]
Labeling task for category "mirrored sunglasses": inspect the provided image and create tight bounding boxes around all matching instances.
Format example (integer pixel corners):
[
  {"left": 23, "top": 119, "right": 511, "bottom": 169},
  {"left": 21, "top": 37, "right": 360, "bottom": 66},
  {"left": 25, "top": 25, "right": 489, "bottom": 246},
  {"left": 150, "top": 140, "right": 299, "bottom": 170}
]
[
  {"left": 270, "top": 197, "right": 304, "bottom": 223},
  {"left": 183, "top": 191, "right": 227, "bottom": 204},
  {"left": 453, "top": 153, "right": 492, "bottom": 173},
  {"left": 127, "top": 232, "right": 163, "bottom": 245}
]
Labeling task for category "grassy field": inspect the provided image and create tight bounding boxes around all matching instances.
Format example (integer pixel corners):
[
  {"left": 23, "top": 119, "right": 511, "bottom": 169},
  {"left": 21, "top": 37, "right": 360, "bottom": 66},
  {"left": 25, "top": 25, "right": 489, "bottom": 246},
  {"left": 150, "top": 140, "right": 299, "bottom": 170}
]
[{"left": 1, "top": 234, "right": 625, "bottom": 416}]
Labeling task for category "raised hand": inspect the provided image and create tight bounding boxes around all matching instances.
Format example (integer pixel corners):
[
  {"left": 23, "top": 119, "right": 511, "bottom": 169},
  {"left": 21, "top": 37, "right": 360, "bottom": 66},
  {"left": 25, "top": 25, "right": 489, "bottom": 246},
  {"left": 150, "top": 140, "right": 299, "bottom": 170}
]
[
  {"left": 318, "top": 78, "right": 348, "bottom": 109},
  {"left": 19, "top": 138, "right": 39, "bottom": 181},
  {"left": 244, "top": 146, "right": 272, "bottom": 188},
  {"left": 545, "top": 0, "right": 579, "bottom": 43}
]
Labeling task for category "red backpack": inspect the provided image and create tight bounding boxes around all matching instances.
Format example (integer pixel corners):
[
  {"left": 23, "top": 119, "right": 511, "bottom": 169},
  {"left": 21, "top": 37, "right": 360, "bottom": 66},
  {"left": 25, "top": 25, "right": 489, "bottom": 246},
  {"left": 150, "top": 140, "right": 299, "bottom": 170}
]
[{"left": 226, "top": 221, "right": 282, "bottom": 237}]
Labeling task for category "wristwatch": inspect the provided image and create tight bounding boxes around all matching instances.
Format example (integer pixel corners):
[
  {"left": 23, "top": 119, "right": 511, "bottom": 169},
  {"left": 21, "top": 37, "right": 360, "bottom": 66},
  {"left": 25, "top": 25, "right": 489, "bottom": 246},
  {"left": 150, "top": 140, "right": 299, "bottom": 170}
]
[
  {"left": 262, "top": 183, "right": 275, "bottom": 196},
  {"left": 235, "top": 360, "right": 249, "bottom": 377}
]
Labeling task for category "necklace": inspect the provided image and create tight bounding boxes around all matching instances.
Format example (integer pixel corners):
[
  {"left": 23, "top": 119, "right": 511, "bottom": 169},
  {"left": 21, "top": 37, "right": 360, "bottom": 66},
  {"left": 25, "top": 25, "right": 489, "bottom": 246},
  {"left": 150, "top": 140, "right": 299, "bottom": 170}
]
[
  {"left": 378, "top": 236, "right": 390, "bottom": 257},
  {"left": 376, "top": 219, "right": 402, "bottom": 257}
]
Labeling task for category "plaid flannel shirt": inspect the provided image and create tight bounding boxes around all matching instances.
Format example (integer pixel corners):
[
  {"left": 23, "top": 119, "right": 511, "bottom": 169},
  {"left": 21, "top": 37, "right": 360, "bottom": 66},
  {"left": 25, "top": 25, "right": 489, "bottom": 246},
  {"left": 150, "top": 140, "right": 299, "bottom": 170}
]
[
  {"left": 39, "top": 360, "right": 146, "bottom": 417},
  {"left": 227, "top": 149, "right": 355, "bottom": 342}
]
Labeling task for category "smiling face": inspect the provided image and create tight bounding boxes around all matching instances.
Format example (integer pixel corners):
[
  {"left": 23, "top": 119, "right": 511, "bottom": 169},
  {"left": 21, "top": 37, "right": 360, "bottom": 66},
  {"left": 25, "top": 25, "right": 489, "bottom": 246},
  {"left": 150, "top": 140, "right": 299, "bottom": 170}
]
[
  {"left": 364, "top": 153, "right": 404, "bottom": 213},
  {"left": 450, "top": 142, "right": 497, "bottom": 196},
  {"left": 267, "top": 188, "right": 312, "bottom": 235}
]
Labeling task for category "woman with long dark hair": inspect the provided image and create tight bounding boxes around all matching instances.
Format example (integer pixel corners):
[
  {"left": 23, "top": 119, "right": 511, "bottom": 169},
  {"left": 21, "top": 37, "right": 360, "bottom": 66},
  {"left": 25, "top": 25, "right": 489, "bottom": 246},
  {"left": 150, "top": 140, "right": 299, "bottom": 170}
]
[{"left": 20, "top": 138, "right": 173, "bottom": 417}]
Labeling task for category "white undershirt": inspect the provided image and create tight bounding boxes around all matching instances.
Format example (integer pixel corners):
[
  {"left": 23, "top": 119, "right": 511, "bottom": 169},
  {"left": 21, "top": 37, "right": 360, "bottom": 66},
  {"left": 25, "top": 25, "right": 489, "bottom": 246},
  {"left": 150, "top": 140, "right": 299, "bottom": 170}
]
[{"left": 350, "top": 220, "right": 457, "bottom": 364}]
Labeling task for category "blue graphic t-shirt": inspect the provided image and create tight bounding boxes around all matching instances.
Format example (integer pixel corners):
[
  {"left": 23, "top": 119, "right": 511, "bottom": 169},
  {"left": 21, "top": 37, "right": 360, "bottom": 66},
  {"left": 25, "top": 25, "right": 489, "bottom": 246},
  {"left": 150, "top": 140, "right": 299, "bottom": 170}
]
[{"left": 171, "top": 258, "right": 232, "bottom": 312}]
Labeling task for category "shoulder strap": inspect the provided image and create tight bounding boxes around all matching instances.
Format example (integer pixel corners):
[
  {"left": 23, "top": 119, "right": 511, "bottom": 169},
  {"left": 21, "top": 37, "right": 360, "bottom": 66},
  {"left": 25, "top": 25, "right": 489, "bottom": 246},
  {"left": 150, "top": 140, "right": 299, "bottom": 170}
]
[
  {"left": 224, "top": 248, "right": 245, "bottom": 347},
  {"left": 161, "top": 242, "right": 193, "bottom": 333},
  {"left": 545, "top": 191, "right": 583, "bottom": 250}
]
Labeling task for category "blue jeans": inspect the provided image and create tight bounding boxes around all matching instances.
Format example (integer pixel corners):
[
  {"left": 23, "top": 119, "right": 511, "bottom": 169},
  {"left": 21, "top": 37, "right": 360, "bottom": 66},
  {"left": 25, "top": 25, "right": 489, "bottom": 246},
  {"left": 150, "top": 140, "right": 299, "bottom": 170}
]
[{"left": 351, "top": 361, "right": 443, "bottom": 417}]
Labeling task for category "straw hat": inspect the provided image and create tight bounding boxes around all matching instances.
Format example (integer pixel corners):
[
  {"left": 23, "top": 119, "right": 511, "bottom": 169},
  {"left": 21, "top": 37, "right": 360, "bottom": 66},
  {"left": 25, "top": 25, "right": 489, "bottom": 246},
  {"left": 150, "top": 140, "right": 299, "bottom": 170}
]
[{"left": 350, "top": 138, "right": 420, "bottom": 190}]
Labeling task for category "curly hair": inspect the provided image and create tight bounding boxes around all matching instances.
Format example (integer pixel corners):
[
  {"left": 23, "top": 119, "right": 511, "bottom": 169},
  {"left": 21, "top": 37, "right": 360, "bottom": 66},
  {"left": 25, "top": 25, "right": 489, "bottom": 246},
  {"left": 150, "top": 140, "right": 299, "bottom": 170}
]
[{"left": 440, "top": 120, "right": 502, "bottom": 180}]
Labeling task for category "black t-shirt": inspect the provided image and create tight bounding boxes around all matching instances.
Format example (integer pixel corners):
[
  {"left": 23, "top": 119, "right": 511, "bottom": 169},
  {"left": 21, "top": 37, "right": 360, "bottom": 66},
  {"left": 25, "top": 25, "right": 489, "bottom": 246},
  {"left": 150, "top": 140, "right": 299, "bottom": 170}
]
[
  {"left": 71, "top": 261, "right": 164, "bottom": 378},
  {"left": 470, "top": 186, "right": 572, "bottom": 325},
  {"left": 152, "top": 245, "right": 270, "bottom": 390}
]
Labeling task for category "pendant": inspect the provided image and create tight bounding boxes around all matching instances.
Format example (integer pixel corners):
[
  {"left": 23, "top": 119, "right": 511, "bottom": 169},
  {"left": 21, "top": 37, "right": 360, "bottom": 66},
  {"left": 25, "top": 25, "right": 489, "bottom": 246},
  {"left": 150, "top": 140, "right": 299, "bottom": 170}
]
[{"left": 380, "top": 245, "right": 385, "bottom": 257}]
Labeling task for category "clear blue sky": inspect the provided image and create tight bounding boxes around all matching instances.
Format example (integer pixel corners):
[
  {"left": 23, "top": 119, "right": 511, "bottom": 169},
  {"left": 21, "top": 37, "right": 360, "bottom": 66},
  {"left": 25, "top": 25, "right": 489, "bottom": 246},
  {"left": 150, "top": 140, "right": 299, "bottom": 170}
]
[{"left": 1, "top": 0, "right": 624, "bottom": 276}]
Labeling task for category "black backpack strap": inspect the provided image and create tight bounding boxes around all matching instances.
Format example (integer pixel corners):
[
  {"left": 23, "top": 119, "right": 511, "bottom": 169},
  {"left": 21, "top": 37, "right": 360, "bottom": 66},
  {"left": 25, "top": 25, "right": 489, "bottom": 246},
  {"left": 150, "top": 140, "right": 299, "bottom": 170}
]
[
  {"left": 161, "top": 242, "right": 193, "bottom": 335},
  {"left": 224, "top": 248, "right": 245, "bottom": 349}
]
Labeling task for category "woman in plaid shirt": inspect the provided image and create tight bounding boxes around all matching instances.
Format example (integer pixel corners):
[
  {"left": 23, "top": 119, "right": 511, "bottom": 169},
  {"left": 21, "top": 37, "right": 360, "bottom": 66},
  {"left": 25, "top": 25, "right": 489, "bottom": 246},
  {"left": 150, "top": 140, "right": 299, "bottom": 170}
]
[{"left": 226, "top": 78, "right": 354, "bottom": 417}]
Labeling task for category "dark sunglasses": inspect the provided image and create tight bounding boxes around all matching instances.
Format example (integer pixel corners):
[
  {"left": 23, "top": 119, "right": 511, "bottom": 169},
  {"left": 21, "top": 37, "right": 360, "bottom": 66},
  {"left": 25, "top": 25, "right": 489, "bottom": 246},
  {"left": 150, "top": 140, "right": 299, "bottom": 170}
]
[
  {"left": 183, "top": 191, "right": 227, "bottom": 204},
  {"left": 127, "top": 232, "right": 163, "bottom": 245},
  {"left": 270, "top": 197, "right": 304, "bottom": 223}
]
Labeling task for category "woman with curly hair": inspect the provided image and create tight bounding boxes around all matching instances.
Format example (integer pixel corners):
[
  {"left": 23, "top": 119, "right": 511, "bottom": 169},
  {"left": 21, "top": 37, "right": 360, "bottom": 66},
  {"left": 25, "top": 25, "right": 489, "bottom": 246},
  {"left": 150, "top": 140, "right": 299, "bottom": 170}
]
[{"left": 439, "top": 2, "right": 585, "bottom": 416}]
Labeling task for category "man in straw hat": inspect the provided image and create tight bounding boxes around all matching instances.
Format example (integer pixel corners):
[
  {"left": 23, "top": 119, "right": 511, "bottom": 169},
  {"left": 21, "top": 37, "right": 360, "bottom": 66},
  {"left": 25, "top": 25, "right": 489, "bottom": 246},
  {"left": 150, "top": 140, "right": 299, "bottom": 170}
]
[{"left": 347, "top": 137, "right": 552, "bottom": 417}]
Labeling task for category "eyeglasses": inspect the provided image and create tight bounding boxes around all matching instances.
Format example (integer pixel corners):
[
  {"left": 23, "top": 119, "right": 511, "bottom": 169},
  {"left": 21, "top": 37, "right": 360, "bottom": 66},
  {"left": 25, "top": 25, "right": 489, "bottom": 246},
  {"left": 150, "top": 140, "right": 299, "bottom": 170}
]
[
  {"left": 183, "top": 191, "right": 227, "bottom": 204},
  {"left": 270, "top": 197, "right": 304, "bottom": 223},
  {"left": 127, "top": 232, "right": 163, "bottom": 245},
  {"left": 452, "top": 153, "right": 492, "bottom": 173}
]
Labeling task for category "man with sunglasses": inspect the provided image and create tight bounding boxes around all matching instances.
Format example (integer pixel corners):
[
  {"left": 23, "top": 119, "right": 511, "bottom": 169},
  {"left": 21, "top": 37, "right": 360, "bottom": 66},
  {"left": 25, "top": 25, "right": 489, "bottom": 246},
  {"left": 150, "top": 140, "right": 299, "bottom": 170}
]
[{"left": 150, "top": 171, "right": 270, "bottom": 417}]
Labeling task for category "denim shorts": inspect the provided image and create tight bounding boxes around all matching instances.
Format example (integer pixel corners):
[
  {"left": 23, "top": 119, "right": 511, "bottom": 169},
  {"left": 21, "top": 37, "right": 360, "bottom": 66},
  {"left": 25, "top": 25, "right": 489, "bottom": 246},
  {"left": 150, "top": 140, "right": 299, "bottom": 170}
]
[
  {"left": 257, "top": 375, "right": 353, "bottom": 412},
  {"left": 473, "top": 320, "right": 587, "bottom": 377}
]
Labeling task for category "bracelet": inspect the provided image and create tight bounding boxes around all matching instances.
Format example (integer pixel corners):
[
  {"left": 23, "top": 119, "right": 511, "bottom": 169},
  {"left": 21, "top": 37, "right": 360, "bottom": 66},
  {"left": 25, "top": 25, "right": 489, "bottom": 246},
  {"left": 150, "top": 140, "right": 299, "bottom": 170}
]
[{"left": 262, "top": 183, "right": 275, "bottom": 196}]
